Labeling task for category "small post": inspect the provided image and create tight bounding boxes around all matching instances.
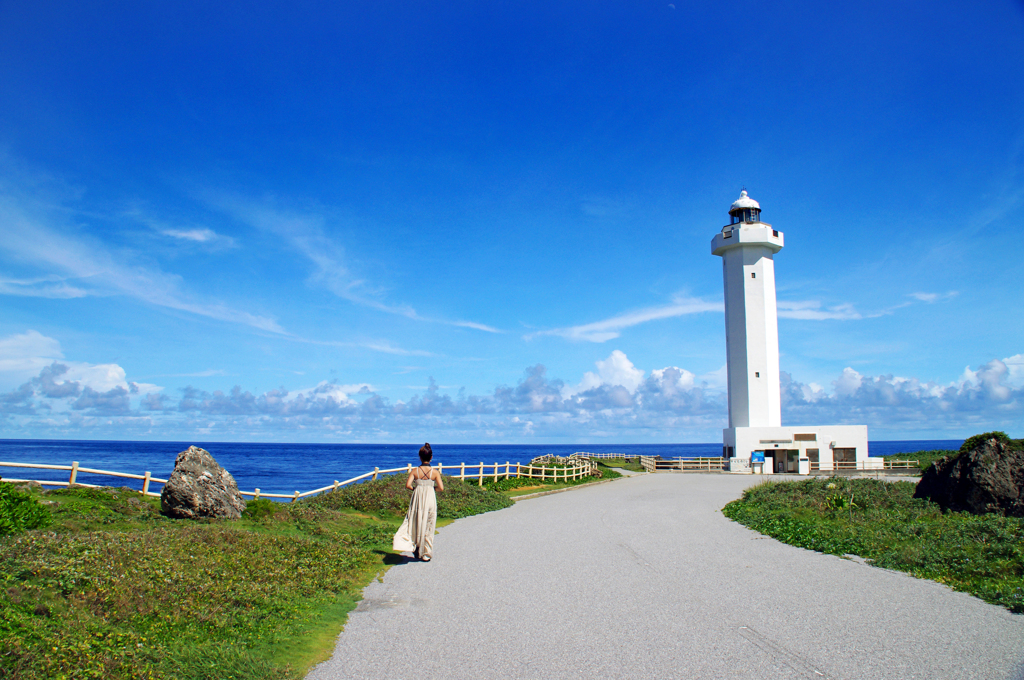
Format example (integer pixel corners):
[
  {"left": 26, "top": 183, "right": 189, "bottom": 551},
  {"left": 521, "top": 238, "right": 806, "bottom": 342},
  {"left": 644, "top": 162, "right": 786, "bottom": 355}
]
[
  {"left": 255, "top": 488, "right": 261, "bottom": 500},
  {"left": 292, "top": 491, "right": 300, "bottom": 503},
  {"left": 478, "top": 462, "right": 484, "bottom": 487},
  {"left": 69, "top": 461, "right": 79, "bottom": 486},
  {"left": 333, "top": 480, "right": 339, "bottom": 490},
  {"left": 493, "top": 463, "right": 498, "bottom": 483},
  {"left": 505, "top": 461, "right": 510, "bottom": 480},
  {"left": 142, "top": 471, "right": 151, "bottom": 495},
  {"left": 407, "top": 464, "right": 412, "bottom": 474},
  {"left": 372, "top": 467, "right": 379, "bottom": 480},
  {"left": 437, "top": 463, "right": 443, "bottom": 476},
  {"left": 460, "top": 462, "right": 465, "bottom": 480}
]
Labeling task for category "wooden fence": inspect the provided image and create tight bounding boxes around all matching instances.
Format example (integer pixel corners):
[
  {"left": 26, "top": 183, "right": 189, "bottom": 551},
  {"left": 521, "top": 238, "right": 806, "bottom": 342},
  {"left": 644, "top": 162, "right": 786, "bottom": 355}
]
[
  {"left": 810, "top": 460, "right": 919, "bottom": 472},
  {"left": 639, "top": 456, "right": 725, "bottom": 473},
  {"left": 573, "top": 452, "right": 633, "bottom": 460},
  {"left": 0, "top": 457, "right": 598, "bottom": 502}
]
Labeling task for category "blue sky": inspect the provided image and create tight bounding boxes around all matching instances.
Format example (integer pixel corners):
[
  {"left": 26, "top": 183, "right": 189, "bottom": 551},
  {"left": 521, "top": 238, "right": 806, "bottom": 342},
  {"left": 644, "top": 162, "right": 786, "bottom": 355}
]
[{"left": 1, "top": 0, "right": 1022, "bottom": 443}]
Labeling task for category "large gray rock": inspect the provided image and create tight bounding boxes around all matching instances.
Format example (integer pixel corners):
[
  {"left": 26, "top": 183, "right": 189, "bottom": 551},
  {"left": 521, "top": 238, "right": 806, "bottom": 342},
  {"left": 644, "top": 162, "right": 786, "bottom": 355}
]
[
  {"left": 913, "top": 434, "right": 1024, "bottom": 517},
  {"left": 160, "top": 446, "right": 247, "bottom": 519}
]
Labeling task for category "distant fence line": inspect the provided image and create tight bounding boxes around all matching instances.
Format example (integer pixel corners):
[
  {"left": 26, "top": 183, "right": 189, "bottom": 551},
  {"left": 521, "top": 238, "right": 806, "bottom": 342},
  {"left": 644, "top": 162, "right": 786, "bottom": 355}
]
[
  {"left": 636, "top": 456, "right": 921, "bottom": 474},
  {"left": 1, "top": 455, "right": 923, "bottom": 499},
  {"left": 0, "top": 456, "right": 598, "bottom": 503}
]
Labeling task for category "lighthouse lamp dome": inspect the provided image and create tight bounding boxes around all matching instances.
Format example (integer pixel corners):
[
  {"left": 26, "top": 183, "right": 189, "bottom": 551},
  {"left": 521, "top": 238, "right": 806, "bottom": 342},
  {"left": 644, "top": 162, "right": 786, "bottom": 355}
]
[{"left": 728, "top": 190, "right": 762, "bottom": 225}]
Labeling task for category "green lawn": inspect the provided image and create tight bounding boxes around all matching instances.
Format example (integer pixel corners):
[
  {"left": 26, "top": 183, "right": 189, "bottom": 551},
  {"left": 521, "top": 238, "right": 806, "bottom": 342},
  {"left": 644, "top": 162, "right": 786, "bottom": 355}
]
[
  {"left": 722, "top": 477, "right": 1024, "bottom": 613},
  {"left": 0, "top": 475, "right": 512, "bottom": 680}
]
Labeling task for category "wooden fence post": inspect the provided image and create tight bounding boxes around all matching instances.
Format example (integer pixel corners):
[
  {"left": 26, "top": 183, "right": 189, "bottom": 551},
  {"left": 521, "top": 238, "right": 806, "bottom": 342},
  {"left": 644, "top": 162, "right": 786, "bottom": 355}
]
[
  {"left": 478, "top": 462, "right": 484, "bottom": 487},
  {"left": 438, "top": 463, "right": 443, "bottom": 476},
  {"left": 460, "top": 462, "right": 465, "bottom": 480},
  {"left": 493, "top": 463, "right": 498, "bottom": 483},
  {"left": 372, "top": 467, "right": 379, "bottom": 480},
  {"left": 292, "top": 491, "right": 299, "bottom": 503},
  {"left": 142, "top": 471, "right": 152, "bottom": 495},
  {"left": 69, "top": 461, "right": 79, "bottom": 486},
  {"left": 504, "top": 462, "right": 510, "bottom": 480},
  {"left": 255, "top": 488, "right": 261, "bottom": 500},
  {"left": 333, "top": 480, "right": 339, "bottom": 491}
]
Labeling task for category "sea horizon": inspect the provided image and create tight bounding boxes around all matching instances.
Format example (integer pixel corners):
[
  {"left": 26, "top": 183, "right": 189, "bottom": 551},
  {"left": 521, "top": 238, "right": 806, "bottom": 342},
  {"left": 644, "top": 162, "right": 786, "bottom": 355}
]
[{"left": 0, "top": 437, "right": 963, "bottom": 498}]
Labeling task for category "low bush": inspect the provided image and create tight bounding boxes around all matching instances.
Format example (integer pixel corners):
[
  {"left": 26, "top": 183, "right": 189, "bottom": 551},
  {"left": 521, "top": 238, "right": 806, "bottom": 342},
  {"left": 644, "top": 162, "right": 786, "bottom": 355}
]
[
  {"left": 243, "top": 498, "right": 280, "bottom": 521},
  {"left": 306, "top": 473, "right": 513, "bottom": 519},
  {"left": 0, "top": 483, "right": 52, "bottom": 536},
  {"left": 723, "top": 477, "right": 1024, "bottom": 613},
  {"left": 882, "top": 449, "right": 957, "bottom": 473},
  {"left": 482, "top": 477, "right": 545, "bottom": 492}
]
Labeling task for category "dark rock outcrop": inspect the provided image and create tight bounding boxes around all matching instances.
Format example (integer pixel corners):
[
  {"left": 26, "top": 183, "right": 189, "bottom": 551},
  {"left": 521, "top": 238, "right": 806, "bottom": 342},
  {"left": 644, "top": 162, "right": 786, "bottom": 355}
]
[
  {"left": 160, "top": 446, "right": 246, "bottom": 519},
  {"left": 914, "top": 434, "right": 1024, "bottom": 517}
]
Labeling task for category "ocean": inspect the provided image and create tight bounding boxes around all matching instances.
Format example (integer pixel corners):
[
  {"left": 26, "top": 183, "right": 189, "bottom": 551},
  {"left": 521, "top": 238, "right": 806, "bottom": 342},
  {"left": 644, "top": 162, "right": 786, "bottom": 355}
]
[{"left": 0, "top": 438, "right": 963, "bottom": 498}]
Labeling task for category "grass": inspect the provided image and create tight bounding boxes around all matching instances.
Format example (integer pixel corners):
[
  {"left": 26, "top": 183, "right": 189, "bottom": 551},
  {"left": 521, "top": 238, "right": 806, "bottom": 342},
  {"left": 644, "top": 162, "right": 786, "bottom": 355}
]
[
  {"left": 882, "top": 449, "right": 956, "bottom": 473},
  {"left": 481, "top": 466, "right": 621, "bottom": 497},
  {"left": 595, "top": 458, "right": 645, "bottom": 473},
  {"left": 722, "top": 477, "right": 1024, "bottom": 613},
  {"left": 0, "top": 476, "right": 513, "bottom": 679}
]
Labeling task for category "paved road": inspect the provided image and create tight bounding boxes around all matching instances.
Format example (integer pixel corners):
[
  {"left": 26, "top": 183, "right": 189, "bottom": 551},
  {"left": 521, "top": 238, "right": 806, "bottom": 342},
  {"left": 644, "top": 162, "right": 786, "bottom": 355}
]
[{"left": 307, "top": 474, "right": 1024, "bottom": 680}]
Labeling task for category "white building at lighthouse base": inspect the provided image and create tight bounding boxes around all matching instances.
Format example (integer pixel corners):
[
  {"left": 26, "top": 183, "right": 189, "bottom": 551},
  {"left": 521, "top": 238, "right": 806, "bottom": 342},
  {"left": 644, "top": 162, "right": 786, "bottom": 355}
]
[{"left": 723, "top": 425, "right": 874, "bottom": 474}]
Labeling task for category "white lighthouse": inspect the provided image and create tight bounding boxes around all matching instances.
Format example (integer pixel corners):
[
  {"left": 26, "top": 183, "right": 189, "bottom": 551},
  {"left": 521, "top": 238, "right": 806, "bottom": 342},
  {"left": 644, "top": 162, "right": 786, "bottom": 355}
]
[{"left": 712, "top": 191, "right": 873, "bottom": 474}]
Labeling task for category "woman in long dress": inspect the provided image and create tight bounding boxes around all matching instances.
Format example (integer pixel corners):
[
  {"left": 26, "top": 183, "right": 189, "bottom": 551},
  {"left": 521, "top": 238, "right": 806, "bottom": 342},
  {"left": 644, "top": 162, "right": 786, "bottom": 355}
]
[{"left": 392, "top": 443, "right": 444, "bottom": 561}]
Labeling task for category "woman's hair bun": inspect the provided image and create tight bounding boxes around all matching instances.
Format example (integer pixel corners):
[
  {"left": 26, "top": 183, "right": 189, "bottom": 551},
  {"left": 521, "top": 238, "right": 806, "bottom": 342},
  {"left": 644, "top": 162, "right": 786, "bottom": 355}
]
[{"left": 419, "top": 442, "right": 433, "bottom": 462}]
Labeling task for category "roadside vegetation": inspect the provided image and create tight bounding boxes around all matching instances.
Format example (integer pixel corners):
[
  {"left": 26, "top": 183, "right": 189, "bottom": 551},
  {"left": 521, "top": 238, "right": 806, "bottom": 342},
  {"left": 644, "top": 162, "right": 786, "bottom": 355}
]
[
  {"left": 723, "top": 476, "right": 1024, "bottom": 613},
  {"left": 0, "top": 476, "right": 513, "bottom": 680},
  {"left": 482, "top": 463, "right": 621, "bottom": 496},
  {"left": 594, "top": 458, "right": 645, "bottom": 473},
  {"left": 881, "top": 449, "right": 956, "bottom": 473}
]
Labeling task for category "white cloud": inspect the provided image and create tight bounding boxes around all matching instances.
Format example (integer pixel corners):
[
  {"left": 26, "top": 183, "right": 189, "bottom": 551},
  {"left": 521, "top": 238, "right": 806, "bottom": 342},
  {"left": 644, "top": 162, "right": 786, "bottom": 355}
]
[
  {"left": 565, "top": 350, "right": 646, "bottom": 397},
  {"left": 0, "top": 190, "right": 284, "bottom": 333},
  {"left": 0, "top": 330, "right": 65, "bottom": 385},
  {"left": 527, "top": 295, "right": 722, "bottom": 342},
  {"left": 1004, "top": 354, "right": 1024, "bottom": 389},
  {"left": 697, "top": 364, "right": 728, "bottom": 392}
]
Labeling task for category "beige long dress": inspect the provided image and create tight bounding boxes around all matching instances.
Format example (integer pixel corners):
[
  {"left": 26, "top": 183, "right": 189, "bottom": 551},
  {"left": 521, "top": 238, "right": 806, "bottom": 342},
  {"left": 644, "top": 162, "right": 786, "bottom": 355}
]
[{"left": 392, "top": 477, "right": 437, "bottom": 559}]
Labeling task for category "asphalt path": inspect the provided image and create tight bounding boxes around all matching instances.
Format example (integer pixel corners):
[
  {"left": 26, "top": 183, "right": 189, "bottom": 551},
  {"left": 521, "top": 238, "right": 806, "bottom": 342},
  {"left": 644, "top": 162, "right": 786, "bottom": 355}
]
[{"left": 306, "top": 474, "right": 1024, "bottom": 680}]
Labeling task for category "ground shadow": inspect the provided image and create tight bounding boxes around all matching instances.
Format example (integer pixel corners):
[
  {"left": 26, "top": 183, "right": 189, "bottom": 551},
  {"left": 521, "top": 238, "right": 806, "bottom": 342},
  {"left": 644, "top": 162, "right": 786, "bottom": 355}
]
[{"left": 375, "top": 549, "right": 412, "bottom": 565}]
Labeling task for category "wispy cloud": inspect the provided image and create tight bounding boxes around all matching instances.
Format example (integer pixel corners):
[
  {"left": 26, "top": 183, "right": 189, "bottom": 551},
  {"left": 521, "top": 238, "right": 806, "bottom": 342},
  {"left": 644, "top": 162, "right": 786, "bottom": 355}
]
[
  {"left": 909, "top": 291, "right": 958, "bottom": 303},
  {"left": 525, "top": 295, "right": 723, "bottom": 342},
  {"left": 0, "top": 187, "right": 285, "bottom": 333},
  {"left": 0, "top": 275, "right": 88, "bottom": 299},
  {"left": 289, "top": 335, "right": 435, "bottom": 357},
  {"left": 206, "top": 194, "right": 502, "bottom": 333},
  {"left": 777, "top": 300, "right": 862, "bottom": 320},
  {"left": 159, "top": 227, "right": 234, "bottom": 246}
]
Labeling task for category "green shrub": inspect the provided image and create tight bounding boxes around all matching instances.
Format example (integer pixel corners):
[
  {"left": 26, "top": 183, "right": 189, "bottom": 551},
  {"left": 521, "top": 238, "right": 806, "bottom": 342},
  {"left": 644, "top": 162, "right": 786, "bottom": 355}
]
[
  {"left": 0, "top": 484, "right": 52, "bottom": 536},
  {"left": 960, "top": 431, "right": 1011, "bottom": 453},
  {"left": 483, "top": 477, "right": 544, "bottom": 492},
  {"left": 723, "top": 478, "right": 1024, "bottom": 613},
  {"left": 307, "top": 473, "right": 513, "bottom": 519},
  {"left": 242, "top": 498, "right": 279, "bottom": 521}
]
